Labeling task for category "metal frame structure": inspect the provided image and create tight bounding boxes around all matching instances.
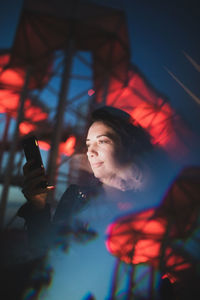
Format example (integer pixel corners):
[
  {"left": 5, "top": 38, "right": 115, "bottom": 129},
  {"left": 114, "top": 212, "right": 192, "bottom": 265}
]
[{"left": 0, "top": 0, "right": 130, "bottom": 226}]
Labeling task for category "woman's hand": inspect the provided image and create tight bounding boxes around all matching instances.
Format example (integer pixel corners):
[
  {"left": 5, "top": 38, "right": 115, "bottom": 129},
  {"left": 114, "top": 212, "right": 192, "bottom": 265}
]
[{"left": 22, "top": 161, "right": 54, "bottom": 209}]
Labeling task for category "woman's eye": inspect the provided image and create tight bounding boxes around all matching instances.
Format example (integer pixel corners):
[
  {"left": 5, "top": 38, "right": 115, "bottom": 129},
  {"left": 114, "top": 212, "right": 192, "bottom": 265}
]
[{"left": 98, "top": 139, "right": 109, "bottom": 144}]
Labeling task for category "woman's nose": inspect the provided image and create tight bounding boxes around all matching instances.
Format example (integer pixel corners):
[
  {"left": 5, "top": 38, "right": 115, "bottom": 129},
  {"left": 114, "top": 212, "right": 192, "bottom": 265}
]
[{"left": 87, "top": 144, "right": 98, "bottom": 157}]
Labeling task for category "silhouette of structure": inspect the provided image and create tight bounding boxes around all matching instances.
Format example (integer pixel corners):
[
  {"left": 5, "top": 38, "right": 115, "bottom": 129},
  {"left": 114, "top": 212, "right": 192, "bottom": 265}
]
[{"left": 0, "top": 0, "right": 131, "bottom": 226}]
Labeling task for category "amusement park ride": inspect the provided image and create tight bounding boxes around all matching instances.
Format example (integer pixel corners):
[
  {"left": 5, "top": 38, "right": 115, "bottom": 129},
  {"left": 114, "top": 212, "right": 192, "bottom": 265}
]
[{"left": 0, "top": 1, "right": 200, "bottom": 299}]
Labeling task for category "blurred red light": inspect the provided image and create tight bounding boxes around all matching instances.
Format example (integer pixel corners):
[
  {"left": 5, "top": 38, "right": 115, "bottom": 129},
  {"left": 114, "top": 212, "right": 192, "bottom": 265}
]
[
  {"left": 59, "top": 136, "right": 76, "bottom": 156},
  {"left": 88, "top": 89, "right": 95, "bottom": 96}
]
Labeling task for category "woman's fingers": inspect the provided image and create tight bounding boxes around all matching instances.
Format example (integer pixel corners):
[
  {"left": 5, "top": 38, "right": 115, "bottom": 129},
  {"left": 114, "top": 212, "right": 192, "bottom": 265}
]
[
  {"left": 22, "top": 161, "right": 55, "bottom": 208},
  {"left": 22, "top": 172, "right": 48, "bottom": 194},
  {"left": 23, "top": 161, "right": 45, "bottom": 177},
  {"left": 22, "top": 184, "right": 54, "bottom": 208},
  {"left": 22, "top": 186, "right": 46, "bottom": 198},
  {"left": 22, "top": 161, "right": 47, "bottom": 192},
  {"left": 23, "top": 160, "right": 34, "bottom": 175},
  {"left": 46, "top": 185, "right": 55, "bottom": 191},
  {"left": 22, "top": 161, "right": 51, "bottom": 207},
  {"left": 23, "top": 172, "right": 46, "bottom": 188}
]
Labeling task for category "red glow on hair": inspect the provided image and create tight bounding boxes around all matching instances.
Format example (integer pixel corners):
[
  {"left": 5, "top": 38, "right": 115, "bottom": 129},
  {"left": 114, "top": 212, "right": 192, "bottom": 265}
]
[
  {"left": 59, "top": 136, "right": 76, "bottom": 156},
  {"left": 130, "top": 102, "right": 174, "bottom": 145},
  {"left": 99, "top": 69, "right": 191, "bottom": 154}
]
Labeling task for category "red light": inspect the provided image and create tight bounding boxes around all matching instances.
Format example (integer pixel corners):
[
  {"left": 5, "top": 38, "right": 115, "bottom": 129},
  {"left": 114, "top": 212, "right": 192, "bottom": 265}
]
[
  {"left": 88, "top": 89, "right": 95, "bottom": 96},
  {"left": 0, "top": 54, "right": 10, "bottom": 66},
  {"left": 0, "top": 91, "right": 19, "bottom": 114},
  {"left": 24, "top": 105, "right": 48, "bottom": 122},
  {"left": 0, "top": 68, "right": 24, "bottom": 89},
  {"left": 59, "top": 136, "right": 76, "bottom": 156},
  {"left": 130, "top": 103, "right": 174, "bottom": 145},
  {"left": 105, "top": 207, "right": 192, "bottom": 276},
  {"left": 19, "top": 122, "right": 36, "bottom": 135},
  {"left": 38, "top": 140, "right": 50, "bottom": 151}
]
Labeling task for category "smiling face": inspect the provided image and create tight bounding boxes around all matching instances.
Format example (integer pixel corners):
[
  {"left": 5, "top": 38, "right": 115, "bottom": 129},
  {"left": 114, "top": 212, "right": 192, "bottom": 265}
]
[{"left": 86, "top": 121, "right": 122, "bottom": 183}]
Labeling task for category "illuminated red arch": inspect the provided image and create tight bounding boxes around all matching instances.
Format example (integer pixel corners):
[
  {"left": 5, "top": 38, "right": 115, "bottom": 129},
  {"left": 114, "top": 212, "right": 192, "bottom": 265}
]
[{"left": 106, "top": 167, "right": 200, "bottom": 280}]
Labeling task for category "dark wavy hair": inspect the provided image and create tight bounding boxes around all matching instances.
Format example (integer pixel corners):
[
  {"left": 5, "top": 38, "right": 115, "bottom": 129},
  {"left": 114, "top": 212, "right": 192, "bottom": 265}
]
[{"left": 89, "top": 106, "right": 153, "bottom": 165}]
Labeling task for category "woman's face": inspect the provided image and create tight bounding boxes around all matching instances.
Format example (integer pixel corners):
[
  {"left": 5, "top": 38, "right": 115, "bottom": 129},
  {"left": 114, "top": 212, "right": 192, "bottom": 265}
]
[{"left": 86, "top": 121, "right": 121, "bottom": 183}]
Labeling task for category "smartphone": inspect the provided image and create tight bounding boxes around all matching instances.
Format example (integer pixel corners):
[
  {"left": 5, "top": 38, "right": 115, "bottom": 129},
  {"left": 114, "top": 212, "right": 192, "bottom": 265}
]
[{"left": 21, "top": 135, "right": 48, "bottom": 188}]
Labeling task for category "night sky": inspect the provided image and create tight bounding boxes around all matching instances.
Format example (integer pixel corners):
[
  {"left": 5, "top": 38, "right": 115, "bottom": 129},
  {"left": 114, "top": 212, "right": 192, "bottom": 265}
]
[{"left": 1, "top": 0, "right": 200, "bottom": 131}]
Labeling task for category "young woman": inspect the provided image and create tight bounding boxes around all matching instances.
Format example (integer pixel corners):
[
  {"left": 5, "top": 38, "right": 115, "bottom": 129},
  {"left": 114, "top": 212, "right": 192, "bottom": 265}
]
[
  {"left": 15, "top": 107, "right": 168, "bottom": 298},
  {"left": 21, "top": 106, "right": 154, "bottom": 203},
  {"left": 19, "top": 106, "right": 158, "bottom": 251},
  {"left": 85, "top": 106, "right": 153, "bottom": 192},
  {"left": 18, "top": 106, "right": 197, "bottom": 300}
]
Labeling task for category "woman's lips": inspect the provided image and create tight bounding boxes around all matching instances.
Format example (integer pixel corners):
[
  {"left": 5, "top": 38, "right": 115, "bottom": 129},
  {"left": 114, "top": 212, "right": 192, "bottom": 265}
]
[{"left": 92, "top": 162, "right": 104, "bottom": 168}]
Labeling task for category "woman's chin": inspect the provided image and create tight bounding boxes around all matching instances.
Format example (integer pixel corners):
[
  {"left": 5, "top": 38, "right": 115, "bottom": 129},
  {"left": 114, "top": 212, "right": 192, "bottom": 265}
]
[{"left": 93, "top": 171, "right": 104, "bottom": 180}]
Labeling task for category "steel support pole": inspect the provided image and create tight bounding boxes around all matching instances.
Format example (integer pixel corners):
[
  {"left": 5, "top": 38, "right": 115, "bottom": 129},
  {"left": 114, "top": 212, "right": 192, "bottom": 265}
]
[
  {"left": 47, "top": 41, "right": 74, "bottom": 193},
  {"left": 107, "top": 258, "right": 120, "bottom": 300},
  {"left": 102, "top": 73, "right": 110, "bottom": 105},
  {"left": 0, "top": 66, "right": 31, "bottom": 228},
  {"left": 0, "top": 114, "right": 11, "bottom": 170}
]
